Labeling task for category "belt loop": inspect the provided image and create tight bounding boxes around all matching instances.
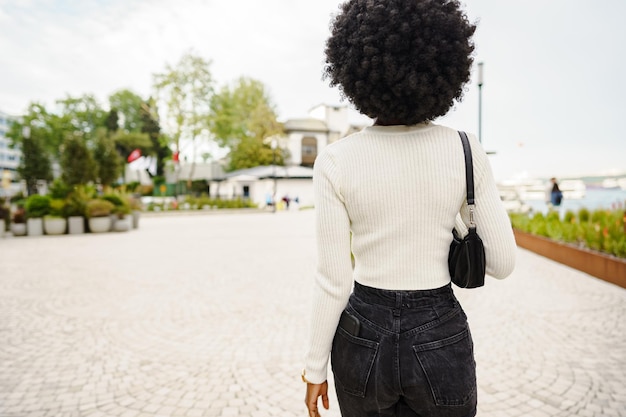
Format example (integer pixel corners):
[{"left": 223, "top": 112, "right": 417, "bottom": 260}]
[{"left": 393, "top": 292, "right": 401, "bottom": 317}]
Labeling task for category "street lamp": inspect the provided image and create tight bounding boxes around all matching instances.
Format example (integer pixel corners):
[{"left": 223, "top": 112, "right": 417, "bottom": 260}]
[
  {"left": 271, "top": 138, "right": 277, "bottom": 213},
  {"left": 477, "top": 62, "right": 484, "bottom": 144}
]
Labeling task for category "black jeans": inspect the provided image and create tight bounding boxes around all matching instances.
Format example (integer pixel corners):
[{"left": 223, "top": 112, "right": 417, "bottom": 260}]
[{"left": 331, "top": 282, "right": 477, "bottom": 417}]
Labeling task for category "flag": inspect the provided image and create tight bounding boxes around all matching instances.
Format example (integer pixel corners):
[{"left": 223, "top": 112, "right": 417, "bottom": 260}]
[{"left": 127, "top": 149, "right": 141, "bottom": 163}]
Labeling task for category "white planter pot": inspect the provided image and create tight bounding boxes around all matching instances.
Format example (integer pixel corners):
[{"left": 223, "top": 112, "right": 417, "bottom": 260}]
[
  {"left": 132, "top": 210, "right": 140, "bottom": 229},
  {"left": 44, "top": 217, "right": 67, "bottom": 235},
  {"left": 68, "top": 216, "right": 85, "bottom": 234},
  {"left": 11, "top": 223, "right": 27, "bottom": 236},
  {"left": 109, "top": 214, "right": 117, "bottom": 231},
  {"left": 27, "top": 218, "right": 43, "bottom": 236},
  {"left": 89, "top": 217, "right": 111, "bottom": 233},
  {"left": 113, "top": 216, "right": 131, "bottom": 232}
]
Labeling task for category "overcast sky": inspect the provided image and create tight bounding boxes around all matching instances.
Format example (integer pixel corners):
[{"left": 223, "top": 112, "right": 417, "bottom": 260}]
[{"left": 1, "top": 0, "right": 625, "bottom": 181}]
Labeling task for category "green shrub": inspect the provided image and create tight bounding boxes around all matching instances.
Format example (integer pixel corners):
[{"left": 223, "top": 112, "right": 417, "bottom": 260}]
[
  {"left": 10, "top": 192, "right": 25, "bottom": 204},
  {"left": 511, "top": 207, "right": 626, "bottom": 258},
  {"left": 25, "top": 194, "right": 51, "bottom": 218},
  {"left": 48, "top": 199, "right": 66, "bottom": 218},
  {"left": 85, "top": 199, "right": 115, "bottom": 218},
  {"left": 102, "top": 193, "right": 131, "bottom": 217},
  {"left": 12, "top": 207, "right": 26, "bottom": 223},
  {"left": 48, "top": 179, "right": 72, "bottom": 199},
  {"left": 125, "top": 181, "right": 140, "bottom": 192},
  {"left": 591, "top": 210, "right": 608, "bottom": 224},
  {"left": 0, "top": 199, "right": 9, "bottom": 231},
  {"left": 563, "top": 210, "right": 576, "bottom": 223},
  {"left": 182, "top": 195, "right": 257, "bottom": 210},
  {"left": 63, "top": 186, "right": 93, "bottom": 217},
  {"left": 102, "top": 194, "right": 125, "bottom": 207},
  {"left": 578, "top": 208, "right": 590, "bottom": 222}
]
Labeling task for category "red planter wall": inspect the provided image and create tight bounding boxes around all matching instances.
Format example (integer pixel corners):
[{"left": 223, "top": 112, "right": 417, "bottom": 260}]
[{"left": 514, "top": 230, "right": 626, "bottom": 289}]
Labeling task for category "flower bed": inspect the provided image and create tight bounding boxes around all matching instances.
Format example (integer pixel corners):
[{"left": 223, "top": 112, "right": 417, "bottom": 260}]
[
  {"left": 510, "top": 207, "right": 626, "bottom": 288},
  {"left": 509, "top": 208, "right": 626, "bottom": 259}
]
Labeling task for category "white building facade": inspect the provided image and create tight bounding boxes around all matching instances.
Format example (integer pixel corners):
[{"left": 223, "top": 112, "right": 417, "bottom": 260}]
[
  {"left": 0, "top": 111, "right": 21, "bottom": 197},
  {"left": 284, "top": 104, "right": 363, "bottom": 168},
  {"left": 213, "top": 104, "right": 368, "bottom": 208}
]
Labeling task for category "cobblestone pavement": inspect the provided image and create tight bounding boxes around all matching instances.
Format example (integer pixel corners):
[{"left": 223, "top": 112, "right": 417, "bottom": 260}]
[{"left": 1, "top": 211, "right": 625, "bottom": 417}]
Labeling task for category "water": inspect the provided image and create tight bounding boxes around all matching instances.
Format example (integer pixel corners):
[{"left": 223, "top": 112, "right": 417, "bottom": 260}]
[{"left": 524, "top": 188, "right": 626, "bottom": 215}]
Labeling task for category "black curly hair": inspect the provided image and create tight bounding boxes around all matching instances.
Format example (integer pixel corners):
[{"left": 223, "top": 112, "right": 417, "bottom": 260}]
[{"left": 324, "top": 0, "right": 476, "bottom": 125}]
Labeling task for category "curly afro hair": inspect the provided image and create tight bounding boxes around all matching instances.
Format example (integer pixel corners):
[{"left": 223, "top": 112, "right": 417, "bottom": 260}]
[{"left": 324, "top": 0, "right": 476, "bottom": 125}]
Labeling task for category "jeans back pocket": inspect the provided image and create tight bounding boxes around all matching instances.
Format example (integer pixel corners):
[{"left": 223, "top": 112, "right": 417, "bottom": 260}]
[
  {"left": 412, "top": 328, "right": 476, "bottom": 406},
  {"left": 331, "top": 327, "right": 379, "bottom": 397}
]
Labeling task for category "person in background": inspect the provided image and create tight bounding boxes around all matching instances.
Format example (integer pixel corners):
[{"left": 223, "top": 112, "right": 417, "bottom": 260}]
[
  {"left": 547, "top": 177, "right": 563, "bottom": 208},
  {"left": 302, "top": 1, "right": 517, "bottom": 416}
]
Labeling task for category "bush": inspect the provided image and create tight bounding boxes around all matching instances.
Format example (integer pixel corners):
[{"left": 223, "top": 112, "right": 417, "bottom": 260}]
[
  {"left": 182, "top": 195, "right": 257, "bottom": 210},
  {"left": 102, "top": 193, "right": 131, "bottom": 217},
  {"left": 511, "top": 207, "right": 626, "bottom": 258},
  {"left": 102, "top": 194, "right": 125, "bottom": 207},
  {"left": 25, "top": 194, "right": 51, "bottom": 218},
  {"left": 190, "top": 180, "right": 209, "bottom": 195},
  {"left": 12, "top": 207, "right": 26, "bottom": 224},
  {"left": 579, "top": 208, "right": 590, "bottom": 222},
  {"left": 10, "top": 192, "right": 25, "bottom": 204},
  {"left": 49, "top": 179, "right": 72, "bottom": 199},
  {"left": 0, "top": 199, "right": 9, "bottom": 231},
  {"left": 64, "top": 185, "right": 94, "bottom": 217},
  {"left": 47, "top": 199, "right": 66, "bottom": 218},
  {"left": 85, "top": 199, "right": 115, "bottom": 218},
  {"left": 125, "top": 182, "right": 140, "bottom": 192}
]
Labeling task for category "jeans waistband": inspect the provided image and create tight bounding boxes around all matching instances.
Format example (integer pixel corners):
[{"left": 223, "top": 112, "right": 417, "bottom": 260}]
[{"left": 353, "top": 281, "right": 454, "bottom": 309}]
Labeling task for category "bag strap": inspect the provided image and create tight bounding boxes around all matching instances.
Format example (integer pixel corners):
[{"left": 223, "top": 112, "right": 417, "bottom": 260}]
[{"left": 458, "top": 131, "right": 476, "bottom": 227}]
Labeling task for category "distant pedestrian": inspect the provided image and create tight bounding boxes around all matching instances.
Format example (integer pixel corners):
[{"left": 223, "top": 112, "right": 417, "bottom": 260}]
[{"left": 547, "top": 177, "right": 563, "bottom": 207}]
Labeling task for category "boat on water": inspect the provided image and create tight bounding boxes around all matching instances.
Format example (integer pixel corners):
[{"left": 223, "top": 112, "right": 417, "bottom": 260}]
[
  {"left": 498, "top": 179, "right": 586, "bottom": 202},
  {"left": 601, "top": 177, "right": 626, "bottom": 190}
]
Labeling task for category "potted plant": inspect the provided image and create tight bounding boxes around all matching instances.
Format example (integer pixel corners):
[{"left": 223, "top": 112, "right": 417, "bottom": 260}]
[
  {"left": 102, "top": 193, "right": 132, "bottom": 232},
  {"left": 113, "top": 200, "right": 132, "bottom": 232},
  {"left": 85, "top": 199, "right": 115, "bottom": 233},
  {"left": 64, "top": 186, "right": 92, "bottom": 235},
  {"left": 10, "top": 206, "right": 27, "bottom": 236},
  {"left": 128, "top": 195, "right": 142, "bottom": 229},
  {"left": 24, "top": 194, "right": 50, "bottom": 236},
  {"left": 0, "top": 199, "right": 9, "bottom": 236},
  {"left": 43, "top": 198, "right": 67, "bottom": 235}
]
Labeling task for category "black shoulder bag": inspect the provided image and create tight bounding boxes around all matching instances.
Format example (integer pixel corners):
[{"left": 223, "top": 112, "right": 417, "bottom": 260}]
[{"left": 448, "top": 131, "right": 486, "bottom": 288}]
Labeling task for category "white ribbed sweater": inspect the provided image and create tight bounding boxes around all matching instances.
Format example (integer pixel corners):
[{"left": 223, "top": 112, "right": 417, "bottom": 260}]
[{"left": 304, "top": 123, "right": 517, "bottom": 384}]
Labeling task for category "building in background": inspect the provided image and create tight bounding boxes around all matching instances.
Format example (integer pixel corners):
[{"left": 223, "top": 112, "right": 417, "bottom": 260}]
[
  {"left": 214, "top": 104, "right": 369, "bottom": 208},
  {"left": 283, "top": 104, "right": 365, "bottom": 168},
  {"left": 0, "top": 110, "right": 21, "bottom": 197}
]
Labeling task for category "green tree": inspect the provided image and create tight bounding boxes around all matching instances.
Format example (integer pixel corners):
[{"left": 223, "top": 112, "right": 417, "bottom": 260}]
[
  {"left": 56, "top": 94, "right": 107, "bottom": 138},
  {"left": 6, "top": 103, "right": 65, "bottom": 160},
  {"left": 105, "top": 109, "right": 119, "bottom": 133},
  {"left": 112, "top": 131, "right": 153, "bottom": 159},
  {"left": 60, "top": 133, "right": 96, "bottom": 186},
  {"left": 153, "top": 52, "right": 215, "bottom": 185},
  {"left": 227, "top": 137, "right": 285, "bottom": 171},
  {"left": 93, "top": 129, "right": 122, "bottom": 186},
  {"left": 209, "top": 77, "right": 285, "bottom": 171},
  {"left": 109, "top": 89, "right": 145, "bottom": 133},
  {"left": 140, "top": 98, "right": 170, "bottom": 176},
  {"left": 16, "top": 128, "right": 53, "bottom": 196}
]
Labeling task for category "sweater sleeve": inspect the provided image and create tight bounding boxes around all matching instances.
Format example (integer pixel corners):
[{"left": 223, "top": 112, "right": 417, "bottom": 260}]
[
  {"left": 459, "top": 134, "right": 517, "bottom": 279},
  {"left": 304, "top": 150, "right": 354, "bottom": 384}
]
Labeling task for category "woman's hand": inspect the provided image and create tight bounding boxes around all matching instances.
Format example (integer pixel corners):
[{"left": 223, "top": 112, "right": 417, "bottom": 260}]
[{"left": 304, "top": 381, "right": 329, "bottom": 417}]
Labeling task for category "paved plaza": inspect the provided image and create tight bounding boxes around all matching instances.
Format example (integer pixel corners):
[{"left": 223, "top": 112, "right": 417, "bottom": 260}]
[{"left": 1, "top": 210, "right": 625, "bottom": 417}]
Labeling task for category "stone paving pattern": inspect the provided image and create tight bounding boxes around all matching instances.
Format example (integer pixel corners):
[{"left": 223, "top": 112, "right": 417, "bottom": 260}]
[{"left": 1, "top": 210, "right": 625, "bottom": 417}]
